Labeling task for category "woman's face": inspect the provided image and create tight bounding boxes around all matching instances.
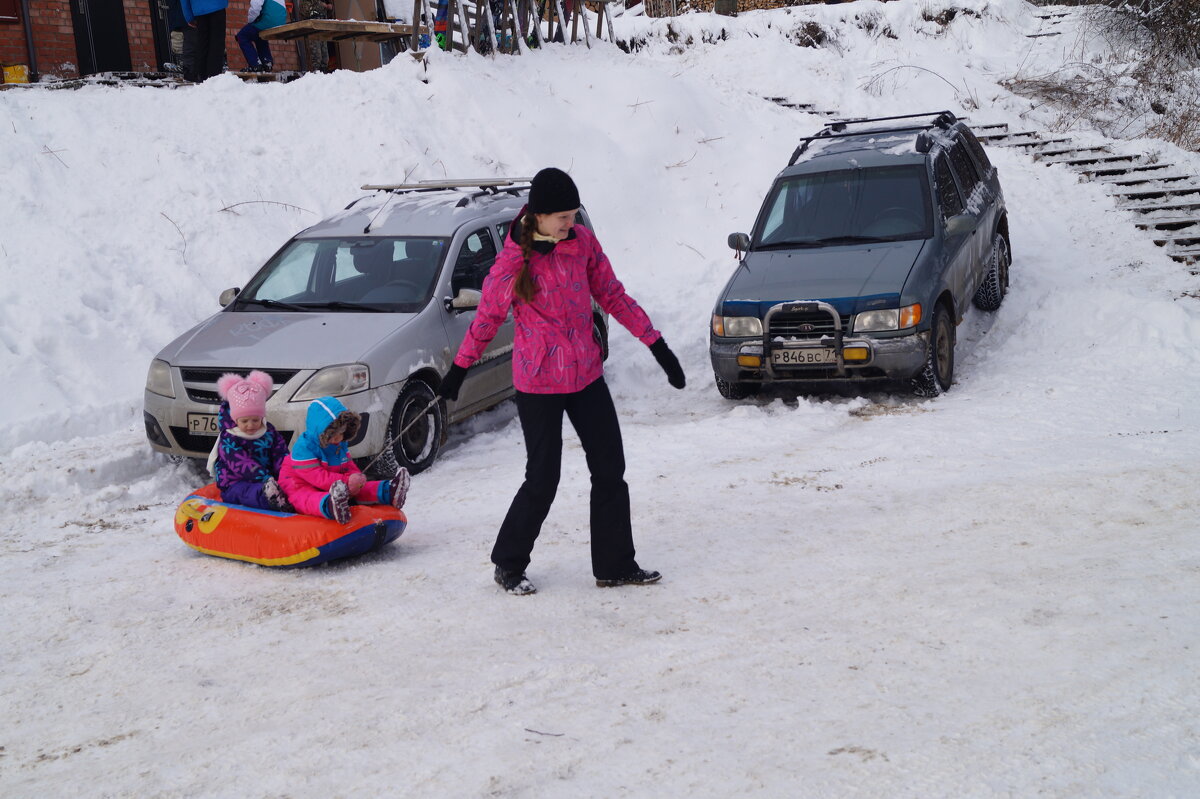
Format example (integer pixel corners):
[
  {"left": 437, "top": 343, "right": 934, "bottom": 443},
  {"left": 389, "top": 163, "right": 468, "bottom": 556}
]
[{"left": 534, "top": 209, "right": 578, "bottom": 241}]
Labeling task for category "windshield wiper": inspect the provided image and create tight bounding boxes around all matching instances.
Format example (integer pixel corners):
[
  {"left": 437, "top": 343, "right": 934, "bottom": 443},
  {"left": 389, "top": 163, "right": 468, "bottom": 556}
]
[
  {"left": 297, "top": 301, "right": 391, "bottom": 313},
  {"left": 757, "top": 235, "right": 893, "bottom": 250},
  {"left": 238, "top": 297, "right": 309, "bottom": 312}
]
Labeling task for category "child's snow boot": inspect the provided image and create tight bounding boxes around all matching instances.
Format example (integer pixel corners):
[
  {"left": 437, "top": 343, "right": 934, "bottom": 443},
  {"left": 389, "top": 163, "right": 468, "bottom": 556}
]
[
  {"left": 390, "top": 467, "right": 411, "bottom": 510},
  {"left": 327, "top": 480, "right": 351, "bottom": 524},
  {"left": 494, "top": 566, "right": 537, "bottom": 596},
  {"left": 263, "top": 477, "right": 294, "bottom": 513}
]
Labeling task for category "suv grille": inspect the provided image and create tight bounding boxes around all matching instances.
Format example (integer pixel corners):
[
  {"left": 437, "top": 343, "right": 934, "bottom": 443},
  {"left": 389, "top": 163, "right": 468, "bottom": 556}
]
[
  {"left": 179, "top": 367, "right": 300, "bottom": 405},
  {"left": 768, "top": 311, "right": 849, "bottom": 340}
]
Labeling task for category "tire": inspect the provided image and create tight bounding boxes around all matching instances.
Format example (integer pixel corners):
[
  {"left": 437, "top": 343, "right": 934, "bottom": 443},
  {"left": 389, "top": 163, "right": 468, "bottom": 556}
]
[
  {"left": 386, "top": 379, "right": 444, "bottom": 474},
  {"left": 910, "top": 304, "right": 955, "bottom": 397},
  {"left": 972, "top": 235, "right": 1010, "bottom": 312},
  {"left": 715, "top": 373, "right": 757, "bottom": 400}
]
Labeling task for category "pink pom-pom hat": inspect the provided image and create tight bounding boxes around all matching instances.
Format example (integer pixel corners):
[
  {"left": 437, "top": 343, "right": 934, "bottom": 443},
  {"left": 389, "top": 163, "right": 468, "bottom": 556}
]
[{"left": 216, "top": 370, "right": 273, "bottom": 421}]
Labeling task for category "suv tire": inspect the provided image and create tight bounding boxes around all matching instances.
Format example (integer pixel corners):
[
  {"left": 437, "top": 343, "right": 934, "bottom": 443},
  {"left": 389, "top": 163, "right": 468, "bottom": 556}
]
[
  {"left": 911, "top": 304, "right": 955, "bottom": 397},
  {"left": 972, "top": 235, "right": 1010, "bottom": 312},
  {"left": 386, "top": 378, "right": 444, "bottom": 474},
  {"left": 715, "top": 373, "right": 758, "bottom": 400}
]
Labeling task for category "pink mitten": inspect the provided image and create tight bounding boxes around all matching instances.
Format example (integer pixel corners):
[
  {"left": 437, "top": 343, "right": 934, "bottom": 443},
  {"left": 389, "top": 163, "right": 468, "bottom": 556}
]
[{"left": 347, "top": 473, "right": 367, "bottom": 495}]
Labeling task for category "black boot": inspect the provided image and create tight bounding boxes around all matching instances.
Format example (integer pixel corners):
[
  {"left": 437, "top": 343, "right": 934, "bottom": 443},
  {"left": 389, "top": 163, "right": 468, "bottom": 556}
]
[
  {"left": 596, "top": 568, "right": 662, "bottom": 588},
  {"left": 494, "top": 566, "right": 536, "bottom": 595}
]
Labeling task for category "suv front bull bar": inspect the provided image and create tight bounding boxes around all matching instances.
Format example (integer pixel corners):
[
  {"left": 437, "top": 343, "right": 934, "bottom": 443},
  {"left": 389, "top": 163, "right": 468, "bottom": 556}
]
[{"left": 761, "top": 300, "right": 863, "bottom": 379}]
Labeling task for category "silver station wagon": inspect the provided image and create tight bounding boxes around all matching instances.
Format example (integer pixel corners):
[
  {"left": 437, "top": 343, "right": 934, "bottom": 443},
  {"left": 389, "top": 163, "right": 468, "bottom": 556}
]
[
  {"left": 710, "top": 111, "right": 1010, "bottom": 398},
  {"left": 144, "top": 178, "right": 608, "bottom": 473}
]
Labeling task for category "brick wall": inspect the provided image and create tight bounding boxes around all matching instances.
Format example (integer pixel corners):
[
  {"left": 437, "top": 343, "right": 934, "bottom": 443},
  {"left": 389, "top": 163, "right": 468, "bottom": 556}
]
[{"left": 1, "top": 0, "right": 302, "bottom": 81}]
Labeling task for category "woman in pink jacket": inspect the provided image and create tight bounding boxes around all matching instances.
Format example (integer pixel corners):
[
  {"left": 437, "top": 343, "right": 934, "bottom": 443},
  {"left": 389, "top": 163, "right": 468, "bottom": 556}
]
[{"left": 438, "top": 168, "right": 686, "bottom": 595}]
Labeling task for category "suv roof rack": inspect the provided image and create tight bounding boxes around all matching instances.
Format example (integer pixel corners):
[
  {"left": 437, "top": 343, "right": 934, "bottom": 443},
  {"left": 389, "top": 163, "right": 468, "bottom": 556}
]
[{"left": 788, "top": 111, "right": 958, "bottom": 165}]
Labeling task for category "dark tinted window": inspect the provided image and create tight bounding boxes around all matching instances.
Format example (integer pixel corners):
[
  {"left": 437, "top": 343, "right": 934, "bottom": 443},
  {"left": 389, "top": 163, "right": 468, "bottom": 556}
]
[
  {"left": 959, "top": 128, "right": 993, "bottom": 173},
  {"left": 948, "top": 141, "right": 980, "bottom": 197},
  {"left": 754, "top": 165, "right": 933, "bottom": 246},
  {"left": 934, "top": 156, "right": 964, "bottom": 219},
  {"left": 452, "top": 227, "right": 498, "bottom": 294}
]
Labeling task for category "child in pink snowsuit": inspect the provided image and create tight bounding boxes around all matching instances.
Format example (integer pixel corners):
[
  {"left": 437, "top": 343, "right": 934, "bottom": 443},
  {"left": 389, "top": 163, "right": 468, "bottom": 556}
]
[{"left": 278, "top": 395, "right": 410, "bottom": 524}]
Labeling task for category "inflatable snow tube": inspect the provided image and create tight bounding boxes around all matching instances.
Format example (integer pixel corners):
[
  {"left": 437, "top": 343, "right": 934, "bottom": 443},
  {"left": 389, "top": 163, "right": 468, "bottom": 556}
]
[{"left": 174, "top": 483, "right": 406, "bottom": 568}]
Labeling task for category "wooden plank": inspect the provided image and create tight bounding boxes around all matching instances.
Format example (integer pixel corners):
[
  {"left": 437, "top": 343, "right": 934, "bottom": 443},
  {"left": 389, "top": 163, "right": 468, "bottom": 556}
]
[{"left": 260, "top": 19, "right": 430, "bottom": 42}]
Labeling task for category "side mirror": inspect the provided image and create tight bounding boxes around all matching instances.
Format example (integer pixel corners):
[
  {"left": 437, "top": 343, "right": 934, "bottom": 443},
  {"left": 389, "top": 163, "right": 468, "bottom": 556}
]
[
  {"left": 728, "top": 232, "right": 750, "bottom": 253},
  {"left": 446, "top": 288, "right": 482, "bottom": 312},
  {"left": 944, "top": 214, "right": 977, "bottom": 237},
  {"left": 219, "top": 287, "right": 240, "bottom": 307}
]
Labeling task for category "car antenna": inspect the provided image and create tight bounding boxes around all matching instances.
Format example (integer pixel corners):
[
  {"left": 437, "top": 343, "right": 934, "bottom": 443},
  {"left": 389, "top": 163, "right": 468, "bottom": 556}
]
[{"left": 364, "top": 191, "right": 397, "bottom": 234}]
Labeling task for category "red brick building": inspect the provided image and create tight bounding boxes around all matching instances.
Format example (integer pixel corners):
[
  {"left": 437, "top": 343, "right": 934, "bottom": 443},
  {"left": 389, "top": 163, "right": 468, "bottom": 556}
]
[{"left": 0, "top": 0, "right": 307, "bottom": 81}]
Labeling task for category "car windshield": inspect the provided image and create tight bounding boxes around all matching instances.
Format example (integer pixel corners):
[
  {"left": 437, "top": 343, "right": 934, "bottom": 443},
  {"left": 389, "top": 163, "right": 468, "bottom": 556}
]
[
  {"left": 754, "top": 165, "right": 932, "bottom": 248},
  {"left": 233, "top": 236, "right": 448, "bottom": 313}
]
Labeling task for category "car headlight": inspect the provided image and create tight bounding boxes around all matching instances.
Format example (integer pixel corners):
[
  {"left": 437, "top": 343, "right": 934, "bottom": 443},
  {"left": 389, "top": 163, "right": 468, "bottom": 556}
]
[
  {"left": 712, "top": 314, "right": 763, "bottom": 337},
  {"left": 854, "top": 303, "right": 922, "bottom": 332},
  {"left": 292, "top": 364, "right": 370, "bottom": 401},
  {"left": 146, "top": 359, "right": 175, "bottom": 398}
]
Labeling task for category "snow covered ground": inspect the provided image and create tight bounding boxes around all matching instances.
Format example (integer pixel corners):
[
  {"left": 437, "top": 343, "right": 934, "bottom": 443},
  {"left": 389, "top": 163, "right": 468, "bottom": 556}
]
[{"left": 2, "top": 0, "right": 1199, "bottom": 795}]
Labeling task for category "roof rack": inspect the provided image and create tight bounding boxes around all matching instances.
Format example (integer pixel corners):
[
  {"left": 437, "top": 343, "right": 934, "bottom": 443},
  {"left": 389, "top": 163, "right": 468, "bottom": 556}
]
[
  {"left": 360, "top": 177, "right": 533, "bottom": 193},
  {"left": 788, "top": 111, "right": 958, "bottom": 165}
]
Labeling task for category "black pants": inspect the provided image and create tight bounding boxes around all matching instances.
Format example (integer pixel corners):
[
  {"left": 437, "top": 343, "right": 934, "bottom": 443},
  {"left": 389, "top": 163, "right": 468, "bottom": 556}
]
[
  {"left": 491, "top": 378, "right": 638, "bottom": 580},
  {"left": 192, "top": 10, "right": 226, "bottom": 82}
]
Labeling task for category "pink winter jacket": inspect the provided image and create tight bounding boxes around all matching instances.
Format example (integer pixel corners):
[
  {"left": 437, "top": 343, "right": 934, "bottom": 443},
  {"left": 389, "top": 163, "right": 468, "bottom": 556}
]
[{"left": 454, "top": 220, "right": 661, "bottom": 393}]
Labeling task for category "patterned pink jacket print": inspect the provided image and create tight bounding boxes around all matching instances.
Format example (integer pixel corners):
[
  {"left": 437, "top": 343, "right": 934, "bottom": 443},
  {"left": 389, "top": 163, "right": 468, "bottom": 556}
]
[{"left": 453, "top": 222, "right": 660, "bottom": 394}]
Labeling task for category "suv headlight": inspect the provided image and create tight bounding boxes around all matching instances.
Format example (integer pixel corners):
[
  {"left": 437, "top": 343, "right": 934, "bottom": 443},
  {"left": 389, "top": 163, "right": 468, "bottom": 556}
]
[
  {"left": 854, "top": 303, "right": 921, "bottom": 333},
  {"left": 292, "top": 364, "right": 370, "bottom": 401},
  {"left": 146, "top": 359, "right": 175, "bottom": 398},
  {"left": 712, "top": 314, "right": 763, "bottom": 338}
]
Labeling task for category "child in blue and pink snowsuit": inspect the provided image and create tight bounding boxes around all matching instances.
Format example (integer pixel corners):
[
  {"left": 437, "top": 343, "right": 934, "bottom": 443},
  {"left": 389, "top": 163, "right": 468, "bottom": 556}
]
[
  {"left": 207, "top": 370, "right": 293, "bottom": 512},
  {"left": 278, "top": 396, "right": 410, "bottom": 524}
]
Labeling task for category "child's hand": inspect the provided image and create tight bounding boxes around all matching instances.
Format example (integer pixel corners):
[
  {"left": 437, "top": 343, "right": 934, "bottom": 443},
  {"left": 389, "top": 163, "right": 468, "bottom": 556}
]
[{"left": 347, "top": 473, "right": 367, "bottom": 495}]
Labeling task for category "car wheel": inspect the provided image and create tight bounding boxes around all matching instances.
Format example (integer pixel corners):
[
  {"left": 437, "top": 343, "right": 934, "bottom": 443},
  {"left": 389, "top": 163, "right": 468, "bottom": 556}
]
[
  {"left": 972, "top": 235, "right": 1009, "bottom": 312},
  {"left": 593, "top": 312, "right": 610, "bottom": 361},
  {"left": 715, "top": 373, "right": 757, "bottom": 400},
  {"left": 386, "top": 379, "right": 444, "bottom": 474},
  {"left": 910, "top": 304, "right": 955, "bottom": 397}
]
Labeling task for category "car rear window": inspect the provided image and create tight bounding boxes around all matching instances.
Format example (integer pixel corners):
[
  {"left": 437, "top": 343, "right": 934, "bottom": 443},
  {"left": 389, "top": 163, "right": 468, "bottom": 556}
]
[{"left": 755, "top": 165, "right": 932, "bottom": 247}]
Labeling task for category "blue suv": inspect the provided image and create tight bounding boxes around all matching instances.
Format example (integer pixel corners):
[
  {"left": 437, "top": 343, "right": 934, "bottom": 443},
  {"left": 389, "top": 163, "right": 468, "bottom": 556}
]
[{"left": 710, "top": 111, "right": 1010, "bottom": 398}]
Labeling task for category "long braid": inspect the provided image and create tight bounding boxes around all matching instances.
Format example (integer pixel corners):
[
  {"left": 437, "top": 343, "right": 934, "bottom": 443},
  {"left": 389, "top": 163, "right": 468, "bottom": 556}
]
[{"left": 514, "top": 212, "right": 538, "bottom": 303}]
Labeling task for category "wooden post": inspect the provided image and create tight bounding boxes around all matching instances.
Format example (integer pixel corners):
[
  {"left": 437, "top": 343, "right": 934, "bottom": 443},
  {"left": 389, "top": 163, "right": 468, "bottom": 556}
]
[{"left": 411, "top": 0, "right": 422, "bottom": 50}]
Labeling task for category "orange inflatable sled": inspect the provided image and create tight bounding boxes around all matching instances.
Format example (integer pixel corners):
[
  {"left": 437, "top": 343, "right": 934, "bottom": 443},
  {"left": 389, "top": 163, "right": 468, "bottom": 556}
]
[{"left": 174, "top": 483, "right": 406, "bottom": 567}]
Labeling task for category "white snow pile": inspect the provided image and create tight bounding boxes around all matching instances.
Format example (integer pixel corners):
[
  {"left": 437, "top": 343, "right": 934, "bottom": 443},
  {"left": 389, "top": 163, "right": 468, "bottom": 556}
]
[{"left": 2, "top": 0, "right": 1199, "bottom": 795}]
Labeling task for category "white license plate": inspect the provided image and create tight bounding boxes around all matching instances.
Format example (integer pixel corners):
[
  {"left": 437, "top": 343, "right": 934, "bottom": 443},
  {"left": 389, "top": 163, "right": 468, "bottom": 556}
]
[
  {"left": 187, "top": 413, "right": 220, "bottom": 435},
  {"left": 772, "top": 348, "right": 837, "bottom": 366}
]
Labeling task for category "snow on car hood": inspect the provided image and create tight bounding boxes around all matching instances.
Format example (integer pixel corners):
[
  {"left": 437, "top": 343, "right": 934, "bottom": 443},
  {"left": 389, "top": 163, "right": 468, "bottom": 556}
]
[
  {"left": 155, "top": 310, "right": 419, "bottom": 368},
  {"left": 726, "top": 240, "right": 925, "bottom": 311}
]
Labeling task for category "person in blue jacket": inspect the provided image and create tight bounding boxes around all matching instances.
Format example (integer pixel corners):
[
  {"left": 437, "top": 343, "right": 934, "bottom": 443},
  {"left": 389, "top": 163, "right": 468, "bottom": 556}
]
[
  {"left": 236, "top": 0, "right": 289, "bottom": 72},
  {"left": 180, "top": 0, "right": 228, "bottom": 82}
]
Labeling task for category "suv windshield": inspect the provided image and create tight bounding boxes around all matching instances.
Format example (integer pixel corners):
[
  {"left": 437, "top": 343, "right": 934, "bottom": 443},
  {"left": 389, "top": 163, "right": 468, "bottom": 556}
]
[
  {"left": 754, "top": 165, "right": 932, "bottom": 248},
  {"left": 234, "top": 236, "right": 448, "bottom": 313}
]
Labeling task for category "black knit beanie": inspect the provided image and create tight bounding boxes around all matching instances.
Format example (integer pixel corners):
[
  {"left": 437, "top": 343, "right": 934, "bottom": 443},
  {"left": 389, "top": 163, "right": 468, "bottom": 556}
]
[{"left": 527, "top": 167, "right": 581, "bottom": 214}]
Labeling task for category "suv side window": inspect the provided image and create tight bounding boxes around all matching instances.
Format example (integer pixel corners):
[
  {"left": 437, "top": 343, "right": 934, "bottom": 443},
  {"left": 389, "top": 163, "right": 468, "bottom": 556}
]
[
  {"left": 452, "top": 227, "right": 498, "bottom": 294},
  {"left": 959, "top": 128, "right": 993, "bottom": 175},
  {"left": 947, "top": 140, "right": 981, "bottom": 198},
  {"left": 934, "top": 155, "right": 965, "bottom": 219}
]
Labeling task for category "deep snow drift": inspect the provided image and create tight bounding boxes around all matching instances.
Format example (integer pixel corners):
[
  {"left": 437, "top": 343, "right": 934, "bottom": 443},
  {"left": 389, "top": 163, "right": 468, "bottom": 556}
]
[{"left": 2, "top": 1, "right": 1199, "bottom": 795}]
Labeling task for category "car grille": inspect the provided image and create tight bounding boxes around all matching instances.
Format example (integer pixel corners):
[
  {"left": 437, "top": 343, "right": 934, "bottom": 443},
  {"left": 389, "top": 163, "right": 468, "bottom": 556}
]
[
  {"left": 768, "top": 310, "right": 850, "bottom": 340},
  {"left": 170, "top": 426, "right": 294, "bottom": 455},
  {"left": 179, "top": 367, "right": 300, "bottom": 405}
]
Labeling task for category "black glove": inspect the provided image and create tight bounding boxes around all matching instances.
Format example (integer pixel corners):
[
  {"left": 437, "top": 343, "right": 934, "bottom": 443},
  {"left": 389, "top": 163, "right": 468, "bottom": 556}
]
[
  {"left": 649, "top": 338, "right": 686, "bottom": 389},
  {"left": 437, "top": 363, "right": 467, "bottom": 401}
]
